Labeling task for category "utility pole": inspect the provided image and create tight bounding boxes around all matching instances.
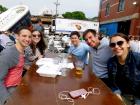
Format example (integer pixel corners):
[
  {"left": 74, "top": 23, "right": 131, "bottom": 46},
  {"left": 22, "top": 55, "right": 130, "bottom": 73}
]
[
  {"left": 54, "top": 0, "right": 60, "bottom": 18},
  {"left": 54, "top": 0, "right": 60, "bottom": 34}
]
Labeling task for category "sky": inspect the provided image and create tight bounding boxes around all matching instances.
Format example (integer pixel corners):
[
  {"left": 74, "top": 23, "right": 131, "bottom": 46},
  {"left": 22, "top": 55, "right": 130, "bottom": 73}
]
[{"left": 0, "top": 0, "right": 100, "bottom": 18}]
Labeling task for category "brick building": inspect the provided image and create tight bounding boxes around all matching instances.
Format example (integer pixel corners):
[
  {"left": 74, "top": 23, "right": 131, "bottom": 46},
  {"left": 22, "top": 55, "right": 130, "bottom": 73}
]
[{"left": 99, "top": 0, "right": 140, "bottom": 37}]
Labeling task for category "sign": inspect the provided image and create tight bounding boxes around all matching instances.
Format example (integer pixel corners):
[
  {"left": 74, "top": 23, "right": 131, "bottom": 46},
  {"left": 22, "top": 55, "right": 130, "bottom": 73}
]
[{"left": 55, "top": 18, "right": 99, "bottom": 33}]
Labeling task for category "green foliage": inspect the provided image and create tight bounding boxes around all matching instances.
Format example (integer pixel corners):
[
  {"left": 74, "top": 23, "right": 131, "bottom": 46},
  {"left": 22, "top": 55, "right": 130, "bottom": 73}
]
[
  {"left": 62, "top": 12, "right": 72, "bottom": 18},
  {"left": 62, "top": 11, "right": 86, "bottom": 20},
  {"left": 0, "top": 5, "right": 7, "bottom": 13}
]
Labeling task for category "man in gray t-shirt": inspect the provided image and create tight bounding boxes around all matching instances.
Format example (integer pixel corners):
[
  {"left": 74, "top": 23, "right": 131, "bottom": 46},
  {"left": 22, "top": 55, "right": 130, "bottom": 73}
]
[{"left": 83, "top": 29, "right": 113, "bottom": 86}]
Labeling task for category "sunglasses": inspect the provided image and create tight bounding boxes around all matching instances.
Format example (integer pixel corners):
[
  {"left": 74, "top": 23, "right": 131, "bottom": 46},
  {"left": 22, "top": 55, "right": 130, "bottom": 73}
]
[
  {"left": 32, "top": 34, "right": 41, "bottom": 38},
  {"left": 109, "top": 41, "right": 124, "bottom": 48}
]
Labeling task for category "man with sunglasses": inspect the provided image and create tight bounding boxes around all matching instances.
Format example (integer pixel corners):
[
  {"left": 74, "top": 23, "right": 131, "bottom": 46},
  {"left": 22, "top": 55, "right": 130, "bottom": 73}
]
[{"left": 83, "top": 29, "right": 113, "bottom": 87}]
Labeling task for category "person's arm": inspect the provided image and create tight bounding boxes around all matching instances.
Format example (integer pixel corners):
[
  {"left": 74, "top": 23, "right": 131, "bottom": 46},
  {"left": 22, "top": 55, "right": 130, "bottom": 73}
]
[
  {"left": 25, "top": 46, "right": 38, "bottom": 61},
  {"left": 88, "top": 51, "right": 93, "bottom": 71},
  {"left": 35, "top": 48, "right": 43, "bottom": 59},
  {"left": 0, "top": 51, "right": 16, "bottom": 104},
  {"left": 107, "top": 59, "right": 123, "bottom": 101},
  {"left": 43, "top": 48, "right": 48, "bottom": 56},
  {"left": 84, "top": 43, "right": 90, "bottom": 65},
  {"left": 107, "top": 58, "right": 121, "bottom": 94},
  {"left": 67, "top": 46, "right": 73, "bottom": 59}
]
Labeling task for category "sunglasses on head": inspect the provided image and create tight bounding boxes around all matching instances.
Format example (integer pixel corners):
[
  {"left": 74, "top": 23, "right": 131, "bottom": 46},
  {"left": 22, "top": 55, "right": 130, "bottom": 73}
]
[{"left": 109, "top": 41, "right": 124, "bottom": 48}]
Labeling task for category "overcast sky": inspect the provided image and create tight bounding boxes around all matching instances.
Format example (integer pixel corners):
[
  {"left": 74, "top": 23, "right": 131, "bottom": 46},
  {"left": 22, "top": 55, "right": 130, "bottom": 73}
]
[{"left": 0, "top": 0, "right": 100, "bottom": 18}]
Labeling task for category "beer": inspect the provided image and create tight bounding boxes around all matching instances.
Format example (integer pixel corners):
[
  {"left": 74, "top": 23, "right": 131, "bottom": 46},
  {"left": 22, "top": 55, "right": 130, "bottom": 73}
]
[
  {"left": 75, "top": 67, "right": 83, "bottom": 75},
  {"left": 73, "top": 57, "right": 84, "bottom": 77}
]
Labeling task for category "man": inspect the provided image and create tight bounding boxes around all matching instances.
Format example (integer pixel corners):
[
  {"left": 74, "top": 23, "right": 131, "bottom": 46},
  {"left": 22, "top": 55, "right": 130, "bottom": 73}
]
[
  {"left": 0, "top": 27, "right": 32, "bottom": 105},
  {"left": 68, "top": 31, "right": 89, "bottom": 65},
  {"left": 83, "top": 29, "right": 113, "bottom": 86}
]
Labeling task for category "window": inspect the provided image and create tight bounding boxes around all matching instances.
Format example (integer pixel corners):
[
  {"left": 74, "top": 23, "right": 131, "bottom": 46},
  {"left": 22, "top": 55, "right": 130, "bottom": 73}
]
[
  {"left": 118, "top": 0, "right": 125, "bottom": 12},
  {"left": 105, "top": 3, "right": 110, "bottom": 16},
  {"left": 100, "top": 0, "right": 103, "bottom": 9}
]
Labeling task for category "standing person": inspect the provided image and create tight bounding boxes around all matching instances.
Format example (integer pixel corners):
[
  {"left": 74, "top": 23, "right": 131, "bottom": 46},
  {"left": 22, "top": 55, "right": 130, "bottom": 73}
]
[
  {"left": 107, "top": 33, "right": 140, "bottom": 105},
  {"left": 0, "top": 27, "right": 32, "bottom": 105},
  {"left": 24, "top": 30, "right": 46, "bottom": 70},
  {"left": 0, "top": 31, "right": 15, "bottom": 49},
  {"left": 83, "top": 29, "right": 113, "bottom": 86},
  {"left": 68, "top": 31, "right": 89, "bottom": 65},
  {"left": 33, "top": 18, "right": 44, "bottom": 34}
]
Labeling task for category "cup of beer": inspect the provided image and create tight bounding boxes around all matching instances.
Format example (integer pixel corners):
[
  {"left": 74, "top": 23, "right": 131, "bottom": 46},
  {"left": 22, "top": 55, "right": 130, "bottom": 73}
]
[{"left": 75, "top": 60, "right": 84, "bottom": 76}]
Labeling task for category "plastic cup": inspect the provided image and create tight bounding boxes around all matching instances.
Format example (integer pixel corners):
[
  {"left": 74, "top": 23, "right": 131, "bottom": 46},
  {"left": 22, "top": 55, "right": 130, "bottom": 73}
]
[{"left": 74, "top": 60, "right": 84, "bottom": 76}]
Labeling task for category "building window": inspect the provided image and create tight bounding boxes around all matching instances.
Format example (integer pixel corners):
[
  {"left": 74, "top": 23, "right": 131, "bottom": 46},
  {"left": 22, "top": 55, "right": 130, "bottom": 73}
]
[
  {"left": 105, "top": 3, "right": 110, "bottom": 16},
  {"left": 100, "top": 0, "right": 102, "bottom": 9},
  {"left": 118, "top": 0, "right": 125, "bottom": 12}
]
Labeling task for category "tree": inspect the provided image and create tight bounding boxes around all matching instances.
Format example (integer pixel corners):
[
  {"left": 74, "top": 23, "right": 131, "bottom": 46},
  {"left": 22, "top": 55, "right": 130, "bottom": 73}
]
[
  {"left": 62, "top": 11, "right": 86, "bottom": 20},
  {"left": 0, "top": 5, "right": 7, "bottom": 14},
  {"left": 62, "top": 12, "right": 72, "bottom": 19}
]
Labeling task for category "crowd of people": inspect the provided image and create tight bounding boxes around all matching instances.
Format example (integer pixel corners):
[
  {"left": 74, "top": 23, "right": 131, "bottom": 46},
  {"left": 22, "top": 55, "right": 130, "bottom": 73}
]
[{"left": 0, "top": 26, "right": 140, "bottom": 105}]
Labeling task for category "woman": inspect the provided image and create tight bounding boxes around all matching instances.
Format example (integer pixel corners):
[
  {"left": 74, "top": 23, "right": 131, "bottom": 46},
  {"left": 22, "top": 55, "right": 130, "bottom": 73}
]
[
  {"left": 30, "top": 30, "right": 46, "bottom": 58},
  {"left": 24, "top": 30, "right": 46, "bottom": 70},
  {"left": 107, "top": 33, "right": 140, "bottom": 105}
]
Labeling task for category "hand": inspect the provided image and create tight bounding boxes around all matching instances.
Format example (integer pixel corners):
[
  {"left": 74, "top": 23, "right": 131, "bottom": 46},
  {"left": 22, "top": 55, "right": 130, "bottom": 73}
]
[
  {"left": 116, "top": 94, "right": 123, "bottom": 101},
  {"left": 24, "top": 65, "right": 30, "bottom": 70},
  {"left": 68, "top": 55, "right": 72, "bottom": 59},
  {"left": 38, "top": 55, "right": 43, "bottom": 59}
]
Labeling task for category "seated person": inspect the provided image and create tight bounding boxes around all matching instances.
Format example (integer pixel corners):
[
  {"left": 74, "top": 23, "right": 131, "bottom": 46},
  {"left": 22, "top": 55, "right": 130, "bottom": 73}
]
[
  {"left": 24, "top": 30, "right": 47, "bottom": 70},
  {"left": 0, "top": 27, "right": 32, "bottom": 105},
  {"left": 68, "top": 31, "right": 89, "bottom": 65},
  {"left": 107, "top": 33, "right": 140, "bottom": 105}
]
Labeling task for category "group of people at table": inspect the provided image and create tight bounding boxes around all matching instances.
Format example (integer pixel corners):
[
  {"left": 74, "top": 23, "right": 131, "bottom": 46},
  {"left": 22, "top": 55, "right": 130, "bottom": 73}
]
[{"left": 0, "top": 27, "right": 140, "bottom": 105}]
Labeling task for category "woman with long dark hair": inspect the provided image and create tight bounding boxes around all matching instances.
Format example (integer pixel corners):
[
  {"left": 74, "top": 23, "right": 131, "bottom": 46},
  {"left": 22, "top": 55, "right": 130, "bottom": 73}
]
[
  {"left": 30, "top": 30, "right": 46, "bottom": 57},
  {"left": 107, "top": 33, "right": 140, "bottom": 105},
  {"left": 24, "top": 30, "right": 47, "bottom": 70}
]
